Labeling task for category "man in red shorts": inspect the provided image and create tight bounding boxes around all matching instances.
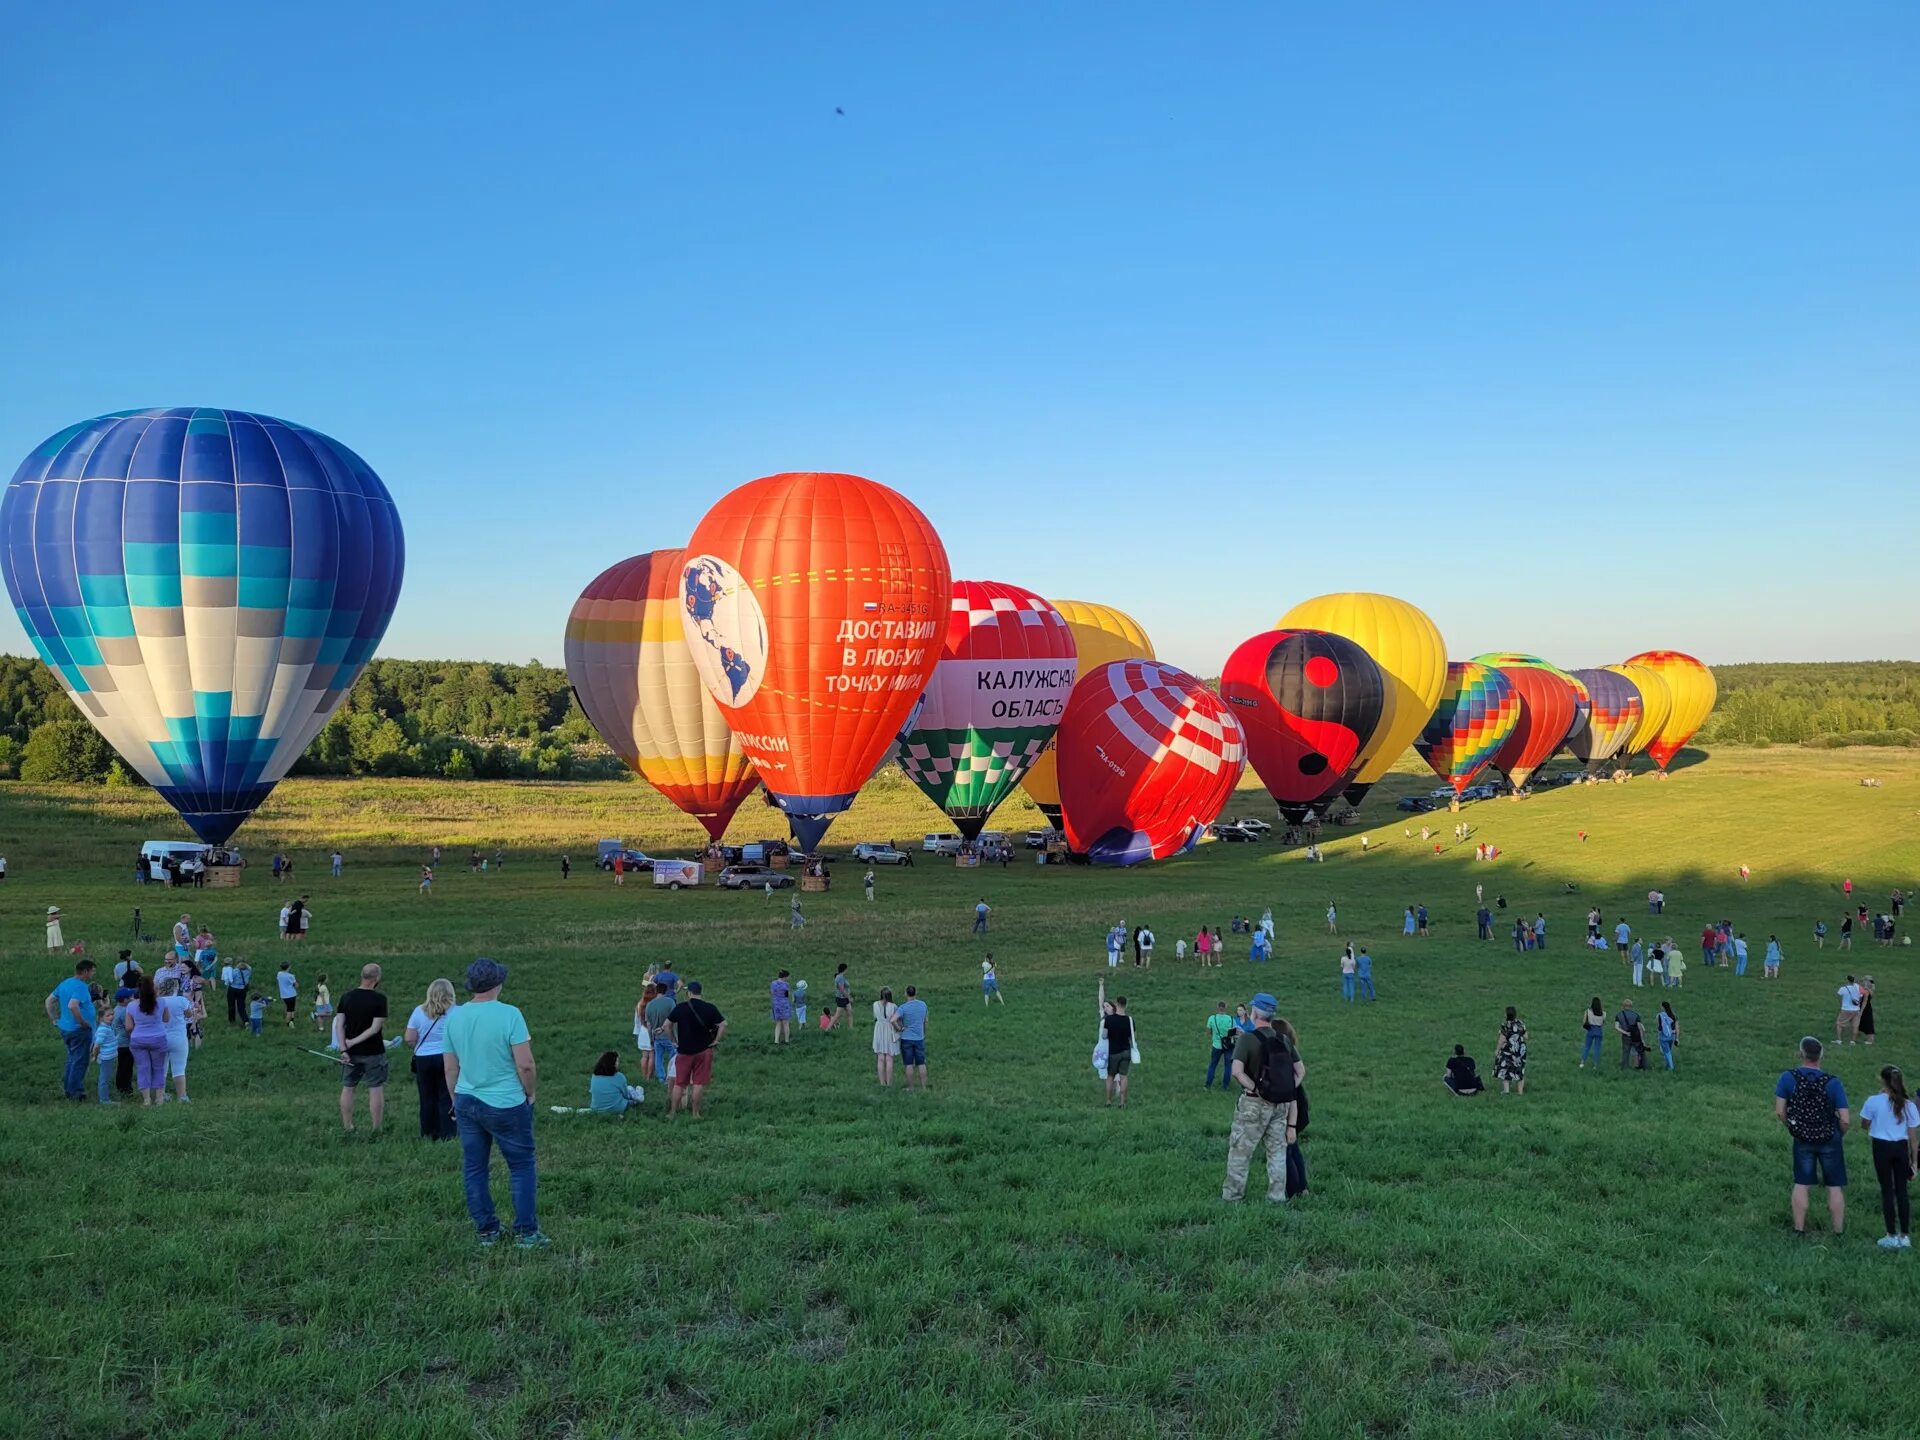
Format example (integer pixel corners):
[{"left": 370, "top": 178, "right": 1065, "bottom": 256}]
[{"left": 666, "top": 981, "right": 727, "bottom": 1119}]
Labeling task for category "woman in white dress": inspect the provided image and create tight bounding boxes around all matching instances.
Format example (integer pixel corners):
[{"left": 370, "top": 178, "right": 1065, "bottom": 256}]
[{"left": 872, "top": 986, "right": 901, "bottom": 1087}]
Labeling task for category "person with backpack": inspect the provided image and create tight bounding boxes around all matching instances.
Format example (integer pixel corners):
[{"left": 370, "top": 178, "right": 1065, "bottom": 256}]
[
  {"left": 1773, "top": 1036, "right": 1851, "bottom": 1238},
  {"left": 1222, "top": 992, "right": 1303, "bottom": 1204}
]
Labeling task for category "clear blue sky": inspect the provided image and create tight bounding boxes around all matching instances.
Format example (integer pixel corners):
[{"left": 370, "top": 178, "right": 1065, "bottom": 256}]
[{"left": 3, "top": 4, "right": 1915, "bottom": 672}]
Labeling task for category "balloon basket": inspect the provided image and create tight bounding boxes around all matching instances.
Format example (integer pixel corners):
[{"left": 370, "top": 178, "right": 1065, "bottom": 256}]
[
  {"left": 770, "top": 853, "right": 791, "bottom": 869},
  {"left": 954, "top": 853, "right": 981, "bottom": 869},
  {"left": 799, "top": 875, "right": 829, "bottom": 893},
  {"left": 204, "top": 866, "right": 242, "bottom": 889}
]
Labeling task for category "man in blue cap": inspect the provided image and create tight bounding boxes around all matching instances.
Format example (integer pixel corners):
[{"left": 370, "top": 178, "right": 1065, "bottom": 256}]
[
  {"left": 443, "top": 958, "right": 549, "bottom": 1248},
  {"left": 1223, "top": 992, "right": 1303, "bottom": 1204}
]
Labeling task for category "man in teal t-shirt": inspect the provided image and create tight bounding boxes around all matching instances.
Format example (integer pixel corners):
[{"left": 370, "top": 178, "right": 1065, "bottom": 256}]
[
  {"left": 1205, "top": 1001, "right": 1237, "bottom": 1090},
  {"left": 48, "top": 958, "right": 99, "bottom": 1100},
  {"left": 444, "top": 958, "right": 547, "bottom": 1247}
]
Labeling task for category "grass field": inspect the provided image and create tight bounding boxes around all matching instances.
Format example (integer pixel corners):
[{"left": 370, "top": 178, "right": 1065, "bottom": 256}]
[{"left": 6, "top": 748, "right": 1920, "bottom": 1439}]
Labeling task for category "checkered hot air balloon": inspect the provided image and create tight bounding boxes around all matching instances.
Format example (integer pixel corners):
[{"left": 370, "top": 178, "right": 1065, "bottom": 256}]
[
  {"left": 1056, "top": 660, "right": 1246, "bottom": 866},
  {"left": 896, "top": 581, "right": 1077, "bottom": 839},
  {"left": 1220, "top": 629, "right": 1384, "bottom": 822},
  {"left": 1414, "top": 661, "right": 1522, "bottom": 796},
  {"left": 1566, "top": 667, "right": 1643, "bottom": 770},
  {"left": 2, "top": 409, "right": 404, "bottom": 844},
  {"left": 565, "top": 550, "right": 757, "bottom": 841}
]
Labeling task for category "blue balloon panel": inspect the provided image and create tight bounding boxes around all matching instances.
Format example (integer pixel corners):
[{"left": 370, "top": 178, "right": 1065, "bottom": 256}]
[{"left": 3, "top": 409, "right": 404, "bottom": 843}]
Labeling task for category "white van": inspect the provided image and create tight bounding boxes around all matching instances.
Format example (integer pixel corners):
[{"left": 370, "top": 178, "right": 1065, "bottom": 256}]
[
  {"left": 923, "top": 833, "right": 964, "bottom": 855},
  {"left": 141, "top": 839, "right": 207, "bottom": 883}
]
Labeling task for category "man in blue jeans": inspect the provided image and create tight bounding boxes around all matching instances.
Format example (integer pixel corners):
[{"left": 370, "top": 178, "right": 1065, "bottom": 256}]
[
  {"left": 444, "top": 958, "right": 549, "bottom": 1249},
  {"left": 896, "top": 985, "right": 929, "bottom": 1090},
  {"left": 46, "top": 957, "right": 98, "bottom": 1100},
  {"left": 1774, "top": 1035, "right": 1851, "bottom": 1238}
]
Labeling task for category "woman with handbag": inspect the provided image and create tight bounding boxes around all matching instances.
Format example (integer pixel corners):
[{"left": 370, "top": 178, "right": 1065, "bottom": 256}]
[{"left": 404, "top": 977, "right": 458, "bottom": 1139}]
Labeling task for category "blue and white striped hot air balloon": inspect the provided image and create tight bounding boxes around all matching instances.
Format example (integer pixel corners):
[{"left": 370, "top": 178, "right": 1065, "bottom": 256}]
[{"left": 2, "top": 408, "right": 404, "bottom": 844}]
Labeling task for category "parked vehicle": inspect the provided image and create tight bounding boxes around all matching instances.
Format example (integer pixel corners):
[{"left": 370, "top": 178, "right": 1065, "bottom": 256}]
[
  {"left": 1233, "top": 818, "right": 1272, "bottom": 834},
  {"left": 652, "top": 859, "right": 704, "bottom": 889},
  {"left": 597, "top": 848, "right": 657, "bottom": 872},
  {"left": 717, "top": 865, "right": 795, "bottom": 890},
  {"left": 1209, "top": 821, "right": 1259, "bottom": 841},
  {"left": 977, "top": 831, "right": 1009, "bottom": 849},
  {"left": 1024, "top": 829, "right": 1059, "bottom": 849},
  {"left": 1460, "top": 783, "right": 1499, "bottom": 801},
  {"left": 1396, "top": 796, "right": 1441, "bottom": 813},
  {"left": 851, "top": 842, "right": 910, "bottom": 865},
  {"left": 922, "top": 833, "right": 964, "bottom": 855}
]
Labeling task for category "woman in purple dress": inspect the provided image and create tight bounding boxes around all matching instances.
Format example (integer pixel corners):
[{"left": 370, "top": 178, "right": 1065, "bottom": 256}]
[{"left": 770, "top": 969, "right": 794, "bottom": 1045}]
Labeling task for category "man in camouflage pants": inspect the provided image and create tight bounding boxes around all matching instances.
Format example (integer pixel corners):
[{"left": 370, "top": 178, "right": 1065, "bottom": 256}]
[{"left": 1223, "top": 992, "right": 1303, "bottom": 1204}]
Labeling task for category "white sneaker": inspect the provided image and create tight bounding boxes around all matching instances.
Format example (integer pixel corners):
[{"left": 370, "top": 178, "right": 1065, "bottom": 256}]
[
  {"left": 1879, "top": 1235, "right": 1902, "bottom": 1249},
  {"left": 1901, "top": 1236, "right": 1913, "bottom": 1249}
]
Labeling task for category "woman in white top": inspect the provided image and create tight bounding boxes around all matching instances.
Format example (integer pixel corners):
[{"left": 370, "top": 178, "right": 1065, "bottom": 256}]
[
  {"left": 1861, "top": 1064, "right": 1920, "bottom": 1248},
  {"left": 404, "top": 978, "right": 458, "bottom": 1140},
  {"left": 871, "top": 987, "right": 901, "bottom": 1087}
]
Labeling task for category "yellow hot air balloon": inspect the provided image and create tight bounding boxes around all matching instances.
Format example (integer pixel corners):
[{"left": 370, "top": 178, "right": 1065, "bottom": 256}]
[
  {"left": 1019, "top": 600, "right": 1154, "bottom": 825},
  {"left": 1276, "top": 592, "right": 1446, "bottom": 806},
  {"left": 1622, "top": 650, "right": 1717, "bottom": 772},
  {"left": 1605, "top": 661, "right": 1672, "bottom": 760},
  {"left": 565, "top": 550, "right": 757, "bottom": 841}
]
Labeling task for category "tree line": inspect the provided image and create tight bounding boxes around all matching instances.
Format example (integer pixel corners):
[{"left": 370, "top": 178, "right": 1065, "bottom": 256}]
[{"left": 0, "top": 655, "right": 1914, "bottom": 785}]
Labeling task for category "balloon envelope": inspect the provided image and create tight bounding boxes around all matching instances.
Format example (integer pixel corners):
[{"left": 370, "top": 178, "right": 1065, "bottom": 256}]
[
  {"left": 1607, "top": 661, "right": 1672, "bottom": 757},
  {"left": 1566, "top": 667, "right": 1643, "bottom": 768},
  {"left": 1413, "top": 661, "right": 1522, "bottom": 795},
  {"left": 1275, "top": 593, "right": 1445, "bottom": 806},
  {"left": 565, "top": 549, "right": 757, "bottom": 841},
  {"left": 1220, "top": 629, "right": 1384, "bottom": 821},
  {"left": 1057, "top": 660, "right": 1245, "bottom": 865},
  {"left": 2, "top": 408, "right": 404, "bottom": 843},
  {"left": 1471, "top": 655, "right": 1580, "bottom": 790},
  {"left": 896, "top": 580, "right": 1076, "bottom": 838},
  {"left": 1018, "top": 600, "right": 1154, "bottom": 825},
  {"left": 680, "top": 472, "right": 949, "bottom": 849},
  {"left": 1622, "top": 650, "right": 1716, "bottom": 770}
]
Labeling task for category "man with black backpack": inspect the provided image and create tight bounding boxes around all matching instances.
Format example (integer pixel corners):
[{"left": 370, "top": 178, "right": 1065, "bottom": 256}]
[
  {"left": 1223, "top": 992, "right": 1305, "bottom": 1204},
  {"left": 1774, "top": 1036, "right": 1852, "bottom": 1237}
]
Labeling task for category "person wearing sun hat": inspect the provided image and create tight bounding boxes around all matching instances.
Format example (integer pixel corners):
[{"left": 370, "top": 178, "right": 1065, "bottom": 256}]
[
  {"left": 46, "top": 906, "right": 64, "bottom": 951},
  {"left": 444, "top": 958, "right": 549, "bottom": 1248},
  {"left": 1222, "top": 992, "right": 1303, "bottom": 1204}
]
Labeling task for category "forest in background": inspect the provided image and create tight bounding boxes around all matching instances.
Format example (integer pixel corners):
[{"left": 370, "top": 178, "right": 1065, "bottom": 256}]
[{"left": 0, "top": 654, "right": 1913, "bottom": 785}]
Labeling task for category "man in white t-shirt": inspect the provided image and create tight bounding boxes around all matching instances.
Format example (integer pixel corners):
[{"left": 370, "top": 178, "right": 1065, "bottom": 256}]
[
  {"left": 1139, "top": 927, "right": 1155, "bottom": 969},
  {"left": 1836, "top": 980, "right": 1864, "bottom": 1045}
]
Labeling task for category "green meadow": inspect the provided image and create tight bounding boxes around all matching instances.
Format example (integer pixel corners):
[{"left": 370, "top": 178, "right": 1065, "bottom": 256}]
[{"left": 5, "top": 747, "right": 1918, "bottom": 1439}]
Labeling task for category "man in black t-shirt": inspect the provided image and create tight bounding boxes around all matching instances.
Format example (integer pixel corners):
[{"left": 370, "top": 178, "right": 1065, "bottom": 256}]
[
  {"left": 337, "top": 963, "right": 390, "bottom": 1133},
  {"left": 1102, "top": 997, "right": 1134, "bottom": 1108},
  {"left": 667, "top": 981, "right": 727, "bottom": 1119},
  {"left": 1442, "top": 1045, "right": 1483, "bottom": 1095}
]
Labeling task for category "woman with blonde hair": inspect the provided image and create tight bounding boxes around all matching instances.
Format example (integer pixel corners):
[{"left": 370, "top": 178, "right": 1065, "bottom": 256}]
[{"left": 405, "top": 977, "right": 458, "bottom": 1139}]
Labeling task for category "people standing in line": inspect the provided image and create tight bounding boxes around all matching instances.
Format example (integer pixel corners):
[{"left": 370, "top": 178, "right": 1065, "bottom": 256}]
[
  {"left": 1860, "top": 1065, "right": 1918, "bottom": 1249},
  {"left": 90, "top": 997, "right": 121, "bottom": 1104},
  {"left": 871, "top": 987, "right": 901, "bottom": 1087},
  {"left": 666, "top": 981, "right": 726, "bottom": 1119},
  {"left": 770, "top": 970, "right": 794, "bottom": 1044},
  {"left": 1574, "top": 1006, "right": 1605, "bottom": 1075},
  {"left": 1615, "top": 998, "right": 1645, "bottom": 1070},
  {"left": 1103, "top": 996, "right": 1135, "bottom": 1108},
  {"left": 337, "top": 963, "right": 390, "bottom": 1134},
  {"left": 405, "top": 977, "right": 458, "bottom": 1141},
  {"left": 1223, "top": 994, "right": 1302, "bottom": 1202},
  {"left": 444, "top": 958, "right": 546, "bottom": 1247},
  {"left": 1354, "top": 947, "right": 1375, "bottom": 1001},
  {"left": 631, "top": 982, "right": 658, "bottom": 1079},
  {"left": 47, "top": 956, "right": 99, "bottom": 1100},
  {"left": 1858, "top": 976, "right": 1877, "bottom": 1047},
  {"left": 125, "top": 975, "right": 183, "bottom": 1106},
  {"left": 1442, "top": 1044, "right": 1484, "bottom": 1096},
  {"left": 1204, "top": 1001, "right": 1237, "bottom": 1090},
  {"left": 1775, "top": 1036, "right": 1850, "bottom": 1238},
  {"left": 1656, "top": 1001, "right": 1679, "bottom": 1070},
  {"left": 1495, "top": 1007, "right": 1528, "bottom": 1095},
  {"left": 645, "top": 974, "right": 679, "bottom": 1081},
  {"left": 1338, "top": 944, "right": 1357, "bottom": 1002},
  {"left": 897, "top": 986, "right": 929, "bottom": 1089}
]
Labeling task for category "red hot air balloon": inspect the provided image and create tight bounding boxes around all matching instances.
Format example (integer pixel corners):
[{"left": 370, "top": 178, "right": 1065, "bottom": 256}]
[
  {"left": 681, "top": 473, "right": 950, "bottom": 850},
  {"left": 1476, "top": 659, "right": 1580, "bottom": 791},
  {"left": 1056, "top": 660, "right": 1246, "bottom": 866},
  {"left": 1220, "top": 629, "right": 1385, "bottom": 823}
]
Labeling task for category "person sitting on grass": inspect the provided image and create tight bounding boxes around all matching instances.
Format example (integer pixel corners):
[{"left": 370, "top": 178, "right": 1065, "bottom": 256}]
[
  {"left": 1442, "top": 1044, "right": 1483, "bottom": 1096},
  {"left": 551, "top": 1051, "right": 644, "bottom": 1116}
]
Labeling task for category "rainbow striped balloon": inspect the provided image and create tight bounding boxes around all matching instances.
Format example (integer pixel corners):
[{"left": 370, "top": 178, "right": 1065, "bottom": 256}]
[{"left": 1413, "top": 661, "right": 1521, "bottom": 795}]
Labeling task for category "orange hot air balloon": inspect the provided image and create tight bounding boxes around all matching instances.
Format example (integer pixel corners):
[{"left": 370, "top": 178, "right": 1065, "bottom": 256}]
[
  {"left": 681, "top": 472, "right": 950, "bottom": 849},
  {"left": 1018, "top": 600, "right": 1155, "bottom": 826},
  {"left": 1607, "top": 661, "right": 1672, "bottom": 758},
  {"left": 564, "top": 550, "right": 757, "bottom": 842},
  {"left": 1622, "top": 650, "right": 1717, "bottom": 771}
]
